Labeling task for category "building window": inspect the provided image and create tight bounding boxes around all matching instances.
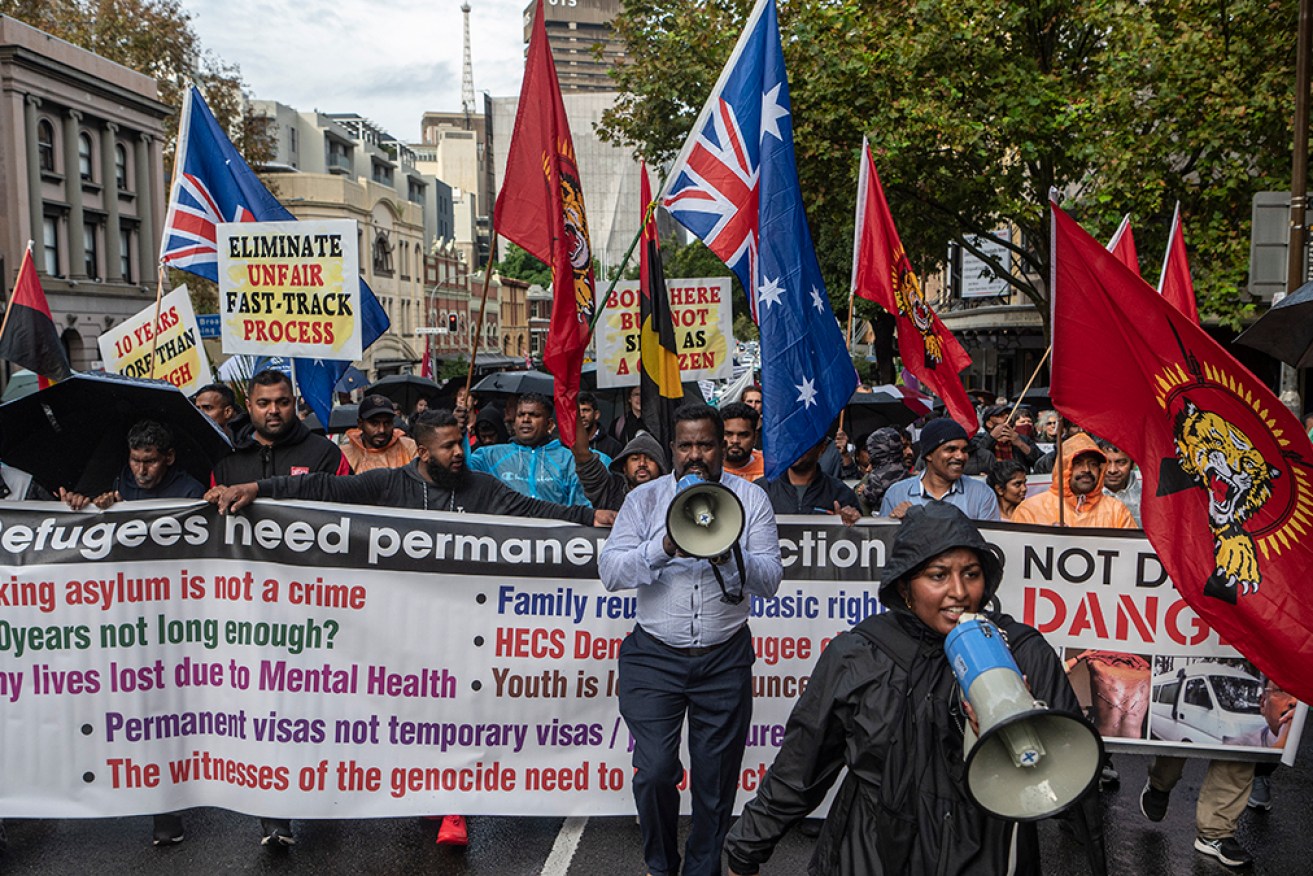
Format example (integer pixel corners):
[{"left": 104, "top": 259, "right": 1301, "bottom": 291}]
[
  {"left": 84, "top": 223, "right": 99, "bottom": 279},
  {"left": 78, "top": 132, "right": 94, "bottom": 182},
  {"left": 115, "top": 144, "right": 128, "bottom": 190},
  {"left": 42, "top": 216, "right": 60, "bottom": 275},
  {"left": 38, "top": 120, "right": 56, "bottom": 172},
  {"left": 120, "top": 224, "right": 134, "bottom": 282},
  {"left": 289, "top": 127, "right": 298, "bottom": 153},
  {"left": 373, "top": 231, "right": 394, "bottom": 275}
]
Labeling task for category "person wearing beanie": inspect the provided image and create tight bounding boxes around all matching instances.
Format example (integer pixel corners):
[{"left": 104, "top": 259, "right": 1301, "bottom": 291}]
[
  {"left": 571, "top": 413, "right": 668, "bottom": 511},
  {"left": 724, "top": 503, "right": 1105, "bottom": 876},
  {"left": 879, "top": 417, "right": 1000, "bottom": 521}
]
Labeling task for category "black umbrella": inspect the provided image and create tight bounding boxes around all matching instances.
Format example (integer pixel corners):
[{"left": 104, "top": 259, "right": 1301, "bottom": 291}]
[
  {"left": 363, "top": 374, "right": 442, "bottom": 414},
  {"left": 472, "top": 370, "right": 554, "bottom": 398},
  {"left": 0, "top": 372, "right": 232, "bottom": 495},
  {"left": 842, "top": 386, "right": 933, "bottom": 437},
  {"left": 1236, "top": 280, "right": 1313, "bottom": 368}
]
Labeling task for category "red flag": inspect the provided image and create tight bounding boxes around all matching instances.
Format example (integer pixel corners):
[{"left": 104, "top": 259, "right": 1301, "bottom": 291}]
[
  {"left": 851, "top": 139, "right": 977, "bottom": 431},
  {"left": 419, "top": 345, "right": 433, "bottom": 379},
  {"left": 493, "top": 0, "right": 595, "bottom": 447},
  {"left": 1051, "top": 200, "right": 1313, "bottom": 703},
  {"left": 1105, "top": 214, "right": 1141, "bottom": 277},
  {"left": 1158, "top": 202, "right": 1199, "bottom": 325},
  {"left": 0, "top": 245, "right": 73, "bottom": 388}
]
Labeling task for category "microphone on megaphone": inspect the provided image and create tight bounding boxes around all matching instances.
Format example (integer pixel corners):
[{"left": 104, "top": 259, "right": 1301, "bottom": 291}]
[
  {"left": 946, "top": 614, "right": 1103, "bottom": 821},
  {"left": 666, "top": 473, "right": 746, "bottom": 559}
]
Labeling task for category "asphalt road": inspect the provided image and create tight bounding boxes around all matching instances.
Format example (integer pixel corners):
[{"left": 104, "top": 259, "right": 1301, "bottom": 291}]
[{"left": 3, "top": 733, "right": 1310, "bottom": 874}]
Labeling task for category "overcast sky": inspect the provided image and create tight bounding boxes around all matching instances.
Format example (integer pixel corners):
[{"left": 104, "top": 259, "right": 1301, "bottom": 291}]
[{"left": 182, "top": 0, "right": 529, "bottom": 141}]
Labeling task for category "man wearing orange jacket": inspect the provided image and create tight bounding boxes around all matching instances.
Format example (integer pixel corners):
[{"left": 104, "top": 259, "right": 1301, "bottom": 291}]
[{"left": 1011, "top": 432, "right": 1136, "bottom": 529}]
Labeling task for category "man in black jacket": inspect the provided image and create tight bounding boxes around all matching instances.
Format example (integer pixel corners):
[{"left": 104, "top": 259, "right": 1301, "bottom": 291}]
[
  {"left": 59, "top": 420, "right": 206, "bottom": 511},
  {"left": 754, "top": 437, "right": 861, "bottom": 524},
  {"left": 210, "top": 370, "right": 349, "bottom": 485}
]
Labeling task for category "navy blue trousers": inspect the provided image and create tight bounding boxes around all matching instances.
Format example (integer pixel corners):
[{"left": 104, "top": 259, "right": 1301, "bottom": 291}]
[{"left": 618, "top": 624, "right": 754, "bottom": 876}]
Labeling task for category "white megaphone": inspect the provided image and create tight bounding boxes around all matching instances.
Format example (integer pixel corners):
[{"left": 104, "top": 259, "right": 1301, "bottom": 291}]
[
  {"left": 665, "top": 474, "right": 745, "bottom": 559},
  {"left": 945, "top": 614, "right": 1103, "bottom": 821}
]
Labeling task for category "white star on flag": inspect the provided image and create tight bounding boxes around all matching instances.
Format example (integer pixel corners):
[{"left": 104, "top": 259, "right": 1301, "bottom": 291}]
[
  {"left": 810, "top": 286, "right": 826, "bottom": 311},
  {"left": 796, "top": 377, "right": 818, "bottom": 408},
  {"left": 758, "top": 275, "right": 785, "bottom": 309},
  {"left": 761, "top": 83, "right": 789, "bottom": 142}
]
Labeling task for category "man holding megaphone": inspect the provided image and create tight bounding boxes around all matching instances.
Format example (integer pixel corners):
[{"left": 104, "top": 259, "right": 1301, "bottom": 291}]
[{"left": 599, "top": 404, "right": 783, "bottom": 876}]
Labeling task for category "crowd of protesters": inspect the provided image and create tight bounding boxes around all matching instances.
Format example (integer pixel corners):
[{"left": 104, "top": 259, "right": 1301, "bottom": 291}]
[{"left": 0, "top": 369, "right": 1293, "bottom": 873}]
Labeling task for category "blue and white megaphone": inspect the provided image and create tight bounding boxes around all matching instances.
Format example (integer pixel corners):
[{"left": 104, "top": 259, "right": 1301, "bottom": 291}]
[
  {"left": 945, "top": 614, "right": 1103, "bottom": 820},
  {"left": 665, "top": 474, "right": 744, "bottom": 558}
]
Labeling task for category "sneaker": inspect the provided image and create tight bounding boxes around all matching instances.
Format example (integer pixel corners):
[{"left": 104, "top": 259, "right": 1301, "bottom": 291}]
[
  {"left": 152, "top": 813, "right": 185, "bottom": 846},
  {"left": 1139, "top": 780, "right": 1169, "bottom": 822},
  {"left": 260, "top": 818, "right": 295, "bottom": 848},
  {"left": 1194, "top": 836, "right": 1254, "bottom": 869},
  {"left": 1247, "top": 775, "right": 1272, "bottom": 811},
  {"left": 436, "top": 814, "right": 469, "bottom": 847}
]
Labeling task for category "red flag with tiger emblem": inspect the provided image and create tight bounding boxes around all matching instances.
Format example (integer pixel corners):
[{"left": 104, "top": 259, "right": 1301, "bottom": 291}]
[
  {"left": 851, "top": 138, "right": 977, "bottom": 431},
  {"left": 494, "top": 0, "right": 595, "bottom": 446},
  {"left": 1051, "top": 198, "right": 1313, "bottom": 703}
]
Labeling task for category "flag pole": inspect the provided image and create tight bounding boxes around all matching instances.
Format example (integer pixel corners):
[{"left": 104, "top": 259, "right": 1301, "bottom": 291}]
[
  {"left": 836, "top": 290, "right": 858, "bottom": 436},
  {"left": 1055, "top": 415, "right": 1066, "bottom": 527},
  {"left": 148, "top": 264, "right": 167, "bottom": 379},
  {"left": 0, "top": 242, "right": 35, "bottom": 342},
  {"left": 587, "top": 179, "right": 664, "bottom": 338},
  {"left": 1006, "top": 345, "right": 1051, "bottom": 424},
  {"left": 463, "top": 231, "right": 500, "bottom": 400}
]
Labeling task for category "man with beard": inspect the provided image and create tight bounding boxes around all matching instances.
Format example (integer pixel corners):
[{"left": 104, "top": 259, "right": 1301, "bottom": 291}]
[
  {"left": 209, "top": 409, "right": 613, "bottom": 848},
  {"left": 469, "top": 392, "right": 595, "bottom": 506},
  {"left": 210, "top": 370, "right": 348, "bottom": 485},
  {"left": 755, "top": 437, "right": 861, "bottom": 524},
  {"left": 880, "top": 418, "right": 999, "bottom": 521},
  {"left": 570, "top": 411, "right": 667, "bottom": 511},
  {"left": 599, "top": 404, "right": 782, "bottom": 876},
  {"left": 720, "top": 401, "right": 764, "bottom": 481},
  {"left": 341, "top": 395, "right": 417, "bottom": 472},
  {"left": 1011, "top": 433, "right": 1136, "bottom": 528}
]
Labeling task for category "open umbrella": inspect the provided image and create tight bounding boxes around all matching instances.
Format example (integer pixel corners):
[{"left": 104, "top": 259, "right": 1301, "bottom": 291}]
[
  {"left": 1236, "top": 280, "right": 1313, "bottom": 368},
  {"left": 472, "top": 370, "right": 554, "bottom": 399},
  {"left": 0, "top": 372, "right": 232, "bottom": 495},
  {"left": 363, "top": 374, "right": 441, "bottom": 414},
  {"left": 843, "top": 385, "right": 933, "bottom": 437}
]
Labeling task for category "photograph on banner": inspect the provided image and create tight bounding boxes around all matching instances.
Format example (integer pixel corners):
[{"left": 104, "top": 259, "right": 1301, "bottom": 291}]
[
  {"left": 593, "top": 277, "right": 733, "bottom": 388},
  {"left": 0, "top": 506, "right": 1302, "bottom": 822},
  {"left": 217, "top": 219, "right": 362, "bottom": 359},
  {"left": 96, "top": 285, "right": 213, "bottom": 393}
]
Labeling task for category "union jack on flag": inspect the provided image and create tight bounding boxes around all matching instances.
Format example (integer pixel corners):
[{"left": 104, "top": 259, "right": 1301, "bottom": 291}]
[
  {"left": 160, "top": 88, "right": 293, "bottom": 280},
  {"left": 660, "top": 0, "right": 855, "bottom": 479}
]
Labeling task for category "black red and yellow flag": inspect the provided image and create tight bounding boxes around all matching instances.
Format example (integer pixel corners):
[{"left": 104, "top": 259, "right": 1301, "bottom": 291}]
[
  {"left": 0, "top": 245, "right": 72, "bottom": 387},
  {"left": 638, "top": 165, "right": 682, "bottom": 452}
]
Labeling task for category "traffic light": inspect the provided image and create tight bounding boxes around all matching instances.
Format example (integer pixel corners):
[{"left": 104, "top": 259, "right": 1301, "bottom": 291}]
[{"left": 448, "top": 313, "right": 458, "bottom": 334}]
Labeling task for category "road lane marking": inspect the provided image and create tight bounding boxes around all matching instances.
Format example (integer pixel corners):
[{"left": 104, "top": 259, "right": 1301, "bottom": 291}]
[{"left": 542, "top": 815, "right": 588, "bottom": 875}]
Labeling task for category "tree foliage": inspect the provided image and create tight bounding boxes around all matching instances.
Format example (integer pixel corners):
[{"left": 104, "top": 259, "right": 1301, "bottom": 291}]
[
  {"left": 495, "top": 243, "right": 552, "bottom": 287},
  {"left": 600, "top": 0, "right": 1300, "bottom": 333}
]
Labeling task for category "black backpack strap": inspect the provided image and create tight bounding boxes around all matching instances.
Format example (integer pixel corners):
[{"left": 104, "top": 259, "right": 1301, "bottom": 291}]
[{"left": 852, "top": 610, "right": 918, "bottom": 672}]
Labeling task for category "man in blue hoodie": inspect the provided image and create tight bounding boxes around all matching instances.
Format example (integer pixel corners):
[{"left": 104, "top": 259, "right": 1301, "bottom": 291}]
[{"left": 468, "top": 392, "right": 600, "bottom": 506}]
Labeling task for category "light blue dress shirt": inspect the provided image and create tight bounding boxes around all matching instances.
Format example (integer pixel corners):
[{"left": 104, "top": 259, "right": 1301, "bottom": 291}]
[{"left": 878, "top": 472, "right": 1000, "bottom": 522}]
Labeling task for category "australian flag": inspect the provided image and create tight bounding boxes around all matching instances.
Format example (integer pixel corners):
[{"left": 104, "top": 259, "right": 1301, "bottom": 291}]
[
  {"left": 661, "top": 0, "right": 855, "bottom": 479},
  {"left": 161, "top": 87, "right": 389, "bottom": 424}
]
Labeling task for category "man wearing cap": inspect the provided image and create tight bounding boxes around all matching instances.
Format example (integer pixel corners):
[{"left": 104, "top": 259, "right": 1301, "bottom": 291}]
[
  {"left": 342, "top": 394, "right": 418, "bottom": 473},
  {"left": 879, "top": 418, "right": 1000, "bottom": 521},
  {"left": 977, "top": 404, "right": 1039, "bottom": 472},
  {"left": 1011, "top": 433, "right": 1135, "bottom": 529}
]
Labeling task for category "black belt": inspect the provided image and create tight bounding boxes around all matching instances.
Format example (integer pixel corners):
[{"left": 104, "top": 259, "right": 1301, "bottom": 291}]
[{"left": 639, "top": 624, "right": 743, "bottom": 658}]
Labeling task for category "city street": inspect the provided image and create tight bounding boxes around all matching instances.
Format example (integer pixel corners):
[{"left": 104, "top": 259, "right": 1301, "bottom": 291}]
[{"left": 3, "top": 732, "right": 1310, "bottom": 874}]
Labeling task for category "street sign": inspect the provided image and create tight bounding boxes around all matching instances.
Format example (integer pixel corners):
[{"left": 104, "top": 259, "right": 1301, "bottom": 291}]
[
  {"left": 196, "top": 313, "right": 221, "bottom": 339},
  {"left": 415, "top": 327, "right": 448, "bottom": 335}
]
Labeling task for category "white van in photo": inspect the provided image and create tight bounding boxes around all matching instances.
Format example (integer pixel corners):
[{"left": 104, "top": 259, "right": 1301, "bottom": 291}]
[{"left": 1150, "top": 664, "right": 1266, "bottom": 745}]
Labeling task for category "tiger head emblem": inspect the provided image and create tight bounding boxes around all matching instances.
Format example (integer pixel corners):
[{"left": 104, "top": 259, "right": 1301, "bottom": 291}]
[
  {"left": 559, "top": 168, "right": 595, "bottom": 324},
  {"left": 1173, "top": 399, "right": 1279, "bottom": 597},
  {"left": 891, "top": 255, "right": 943, "bottom": 368}
]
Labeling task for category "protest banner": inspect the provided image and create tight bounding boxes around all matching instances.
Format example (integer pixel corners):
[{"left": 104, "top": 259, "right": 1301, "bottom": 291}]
[
  {"left": 0, "top": 503, "right": 1300, "bottom": 819},
  {"left": 216, "top": 220, "right": 362, "bottom": 359},
  {"left": 96, "top": 286, "right": 213, "bottom": 394},
  {"left": 593, "top": 277, "right": 733, "bottom": 388}
]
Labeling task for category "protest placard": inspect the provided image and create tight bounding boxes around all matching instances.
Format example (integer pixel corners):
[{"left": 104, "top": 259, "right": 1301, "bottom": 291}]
[
  {"left": 97, "top": 286, "right": 213, "bottom": 394},
  {"left": 593, "top": 278, "right": 733, "bottom": 388},
  {"left": 0, "top": 505, "right": 1300, "bottom": 819},
  {"left": 216, "top": 220, "right": 362, "bottom": 359}
]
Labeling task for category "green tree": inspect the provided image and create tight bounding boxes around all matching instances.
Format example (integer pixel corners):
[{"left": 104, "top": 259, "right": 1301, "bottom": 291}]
[
  {"left": 495, "top": 243, "right": 552, "bottom": 287},
  {"left": 600, "top": 0, "right": 1299, "bottom": 333}
]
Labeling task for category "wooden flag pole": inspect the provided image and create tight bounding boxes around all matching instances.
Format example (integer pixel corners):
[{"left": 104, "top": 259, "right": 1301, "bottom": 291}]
[
  {"left": 1055, "top": 414, "right": 1066, "bottom": 528},
  {"left": 463, "top": 231, "right": 500, "bottom": 401},
  {"left": 1007, "top": 345, "right": 1052, "bottom": 424},
  {"left": 148, "top": 262, "right": 167, "bottom": 379},
  {"left": 0, "top": 241, "right": 35, "bottom": 342}
]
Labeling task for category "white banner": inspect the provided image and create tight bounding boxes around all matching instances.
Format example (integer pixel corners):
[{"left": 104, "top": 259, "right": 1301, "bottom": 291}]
[
  {"left": 97, "top": 286, "right": 213, "bottom": 394},
  {"left": 0, "top": 504, "right": 1299, "bottom": 819},
  {"left": 593, "top": 277, "right": 734, "bottom": 388},
  {"left": 217, "top": 220, "right": 362, "bottom": 359}
]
